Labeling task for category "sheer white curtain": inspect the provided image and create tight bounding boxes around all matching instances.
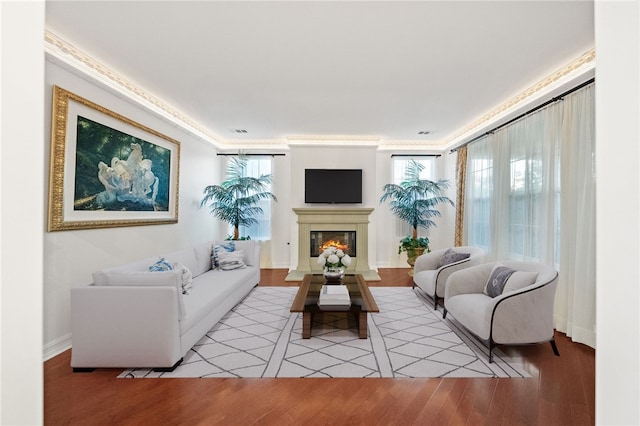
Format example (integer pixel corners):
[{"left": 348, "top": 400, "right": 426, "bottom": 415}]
[
  {"left": 555, "top": 85, "right": 596, "bottom": 346},
  {"left": 463, "top": 83, "right": 595, "bottom": 348}
]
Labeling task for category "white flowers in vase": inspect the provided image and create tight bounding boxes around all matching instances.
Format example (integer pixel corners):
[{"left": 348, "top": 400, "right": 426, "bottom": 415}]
[{"left": 317, "top": 246, "right": 352, "bottom": 269}]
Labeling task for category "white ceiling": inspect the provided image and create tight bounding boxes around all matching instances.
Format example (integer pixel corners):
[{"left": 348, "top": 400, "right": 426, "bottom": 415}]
[{"left": 45, "top": 1, "right": 595, "bottom": 149}]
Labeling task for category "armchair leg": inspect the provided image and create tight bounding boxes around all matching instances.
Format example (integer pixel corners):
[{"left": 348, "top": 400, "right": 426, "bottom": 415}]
[
  {"left": 550, "top": 339, "right": 560, "bottom": 357},
  {"left": 442, "top": 308, "right": 447, "bottom": 319},
  {"left": 488, "top": 341, "right": 494, "bottom": 363}
]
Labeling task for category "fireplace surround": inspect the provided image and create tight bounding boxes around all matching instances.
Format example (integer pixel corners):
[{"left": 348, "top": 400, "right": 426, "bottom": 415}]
[{"left": 285, "top": 208, "right": 380, "bottom": 281}]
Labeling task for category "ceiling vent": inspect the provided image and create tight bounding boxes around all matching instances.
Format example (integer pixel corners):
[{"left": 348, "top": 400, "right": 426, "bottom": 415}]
[
  {"left": 232, "top": 129, "right": 248, "bottom": 134},
  {"left": 418, "top": 131, "right": 430, "bottom": 135}
]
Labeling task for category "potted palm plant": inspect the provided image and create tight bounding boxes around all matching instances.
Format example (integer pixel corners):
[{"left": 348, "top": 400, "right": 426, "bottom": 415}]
[
  {"left": 201, "top": 154, "right": 277, "bottom": 240},
  {"left": 380, "top": 160, "right": 454, "bottom": 271}
]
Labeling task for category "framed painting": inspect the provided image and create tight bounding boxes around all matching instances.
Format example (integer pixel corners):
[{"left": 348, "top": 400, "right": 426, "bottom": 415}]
[{"left": 48, "top": 85, "right": 180, "bottom": 231}]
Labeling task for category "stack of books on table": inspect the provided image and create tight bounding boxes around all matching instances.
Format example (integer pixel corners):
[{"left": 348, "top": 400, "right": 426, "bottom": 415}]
[{"left": 317, "top": 284, "right": 351, "bottom": 311}]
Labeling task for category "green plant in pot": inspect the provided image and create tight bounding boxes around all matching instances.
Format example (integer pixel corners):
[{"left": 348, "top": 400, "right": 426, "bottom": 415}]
[
  {"left": 201, "top": 154, "right": 277, "bottom": 240},
  {"left": 380, "top": 160, "right": 454, "bottom": 273}
]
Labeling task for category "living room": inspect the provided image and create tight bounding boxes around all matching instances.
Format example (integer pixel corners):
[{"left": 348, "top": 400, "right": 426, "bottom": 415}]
[{"left": 1, "top": 1, "right": 639, "bottom": 425}]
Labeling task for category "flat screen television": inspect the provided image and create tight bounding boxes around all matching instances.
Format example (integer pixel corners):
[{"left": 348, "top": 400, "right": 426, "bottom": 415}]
[{"left": 305, "top": 169, "right": 362, "bottom": 204}]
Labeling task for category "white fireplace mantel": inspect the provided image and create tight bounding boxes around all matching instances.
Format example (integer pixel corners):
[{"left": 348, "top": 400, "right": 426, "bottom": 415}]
[{"left": 286, "top": 207, "right": 380, "bottom": 281}]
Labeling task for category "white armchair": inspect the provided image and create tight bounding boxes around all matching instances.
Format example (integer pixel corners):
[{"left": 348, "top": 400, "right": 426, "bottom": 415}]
[
  {"left": 443, "top": 260, "right": 559, "bottom": 363},
  {"left": 412, "top": 246, "right": 484, "bottom": 309}
]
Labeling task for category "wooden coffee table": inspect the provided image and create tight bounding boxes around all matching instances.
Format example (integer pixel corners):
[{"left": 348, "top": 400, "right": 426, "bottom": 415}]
[{"left": 290, "top": 274, "right": 379, "bottom": 339}]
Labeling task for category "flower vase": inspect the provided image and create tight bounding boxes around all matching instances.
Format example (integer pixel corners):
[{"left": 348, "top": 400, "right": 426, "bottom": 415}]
[{"left": 323, "top": 266, "right": 345, "bottom": 284}]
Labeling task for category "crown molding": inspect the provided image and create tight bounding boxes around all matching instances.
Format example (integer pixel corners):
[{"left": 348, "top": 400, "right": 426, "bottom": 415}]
[
  {"left": 45, "top": 30, "right": 594, "bottom": 153},
  {"left": 44, "top": 30, "right": 224, "bottom": 147},
  {"left": 446, "top": 48, "right": 596, "bottom": 148}
]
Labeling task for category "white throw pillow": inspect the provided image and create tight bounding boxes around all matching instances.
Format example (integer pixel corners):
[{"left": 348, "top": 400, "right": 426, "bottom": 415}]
[
  {"left": 211, "top": 242, "right": 236, "bottom": 269},
  {"left": 503, "top": 271, "right": 539, "bottom": 294},
  {"left": 218, "top": 250, "right": 246, "bottom": 270},
  {"left": 173, "top": 262, "right": 193, "bottom": 294}
]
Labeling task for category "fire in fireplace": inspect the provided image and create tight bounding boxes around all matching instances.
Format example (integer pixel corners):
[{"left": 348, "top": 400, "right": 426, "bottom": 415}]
[{"left": 310, "top": 231, "right": 356, "bottom": 257}]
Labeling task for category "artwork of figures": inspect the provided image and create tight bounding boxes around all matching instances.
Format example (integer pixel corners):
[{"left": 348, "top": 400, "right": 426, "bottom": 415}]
[
  {"left": 74, "top": 116, "right": 170, "bottom": 212},
  {"left": 48, "top": 86, "right": 180, "bottom": 231}
]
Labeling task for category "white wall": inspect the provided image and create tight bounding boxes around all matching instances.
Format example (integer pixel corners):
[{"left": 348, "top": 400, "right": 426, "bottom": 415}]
[
  {"left": 1, "top": 2, "right": 45, "bottom": 424},
  {"left": 277, "top": 145, "right": 455, "bottom": 270},
  {"left": 43, "top": 60, "right": 222, "bottom": 359},
  {"left": 595, "top": 1, "right": 639, "bottom": 424}
]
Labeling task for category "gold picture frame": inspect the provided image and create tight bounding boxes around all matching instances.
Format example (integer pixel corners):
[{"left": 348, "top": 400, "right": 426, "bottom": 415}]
[{"left": 48, "top": 85, "right": 180, "bottom": 231}]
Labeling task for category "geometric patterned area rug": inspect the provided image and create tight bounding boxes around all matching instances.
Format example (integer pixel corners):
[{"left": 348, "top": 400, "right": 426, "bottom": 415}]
[{"left": 119, "top": 287, "right": 531, "bottom": 379}]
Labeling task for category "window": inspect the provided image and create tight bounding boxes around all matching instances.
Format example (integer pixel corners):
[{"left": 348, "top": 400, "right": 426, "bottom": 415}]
[
  {"left": 466, "top": 155, "right": 492, "bottom": 252},
  {"left": 228, "top": 156, "right": 273, "bottom": 240},
  {"left": 392, "top": 156, "right": 436, "bottom": 237}
]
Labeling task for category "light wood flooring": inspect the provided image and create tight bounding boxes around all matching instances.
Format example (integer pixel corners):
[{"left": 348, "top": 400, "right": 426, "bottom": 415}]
[{"left": 44, "top": 268, "right": 595, "bottom": 425}]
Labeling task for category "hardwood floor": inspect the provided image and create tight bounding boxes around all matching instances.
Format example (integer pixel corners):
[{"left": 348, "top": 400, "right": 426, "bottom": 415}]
[{"left": 44, "top": 268, "right": 595, "bottom": 425}]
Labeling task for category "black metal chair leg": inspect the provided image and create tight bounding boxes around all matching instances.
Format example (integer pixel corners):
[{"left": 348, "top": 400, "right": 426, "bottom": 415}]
[
  {"left": 550, "top": 339, "right": 560, "bottom": 356},
  {"left": 442, "top": 308, "right": 447, "bottom": 319}
]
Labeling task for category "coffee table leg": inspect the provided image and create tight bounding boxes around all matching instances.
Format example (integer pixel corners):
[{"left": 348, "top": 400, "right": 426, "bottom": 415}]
[
  {"left": 358, "top": 312, "right": 368, "bottom": 338},
  {"left": 303, "top": 312, "right": 312, "bottom": 339}
]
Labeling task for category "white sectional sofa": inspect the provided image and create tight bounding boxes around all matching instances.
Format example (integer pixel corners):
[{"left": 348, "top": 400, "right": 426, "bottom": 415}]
[{"left": 70, "top": 240, "right": 260, "bottom": 372}]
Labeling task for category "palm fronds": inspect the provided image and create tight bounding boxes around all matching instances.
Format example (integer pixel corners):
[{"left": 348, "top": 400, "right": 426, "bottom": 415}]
[
  {"left": 380, "top": 160, "right": 454, "bottom": 242},
  {"left": 201, "top": 155, "right": 277, "bottom": 239}
]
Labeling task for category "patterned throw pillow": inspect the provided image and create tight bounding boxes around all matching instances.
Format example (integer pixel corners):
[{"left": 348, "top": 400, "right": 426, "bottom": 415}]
[
  {"left": 173, "top": 262, "right": 193, "bottom": 294},
  {"left": 218, "top": 250, "right": 246, "bottom": 270},
  {"left": 483, "top": 265, "right": 516, "bottom": 298},
  {"left": 211, "top": 241, "right": 235, "bottom": 269},
  {"left": 149, "top": 257, "right": 173, "bottom": 272},
  {"left": 436, "top": 248, "right": 471, "bottom": 269}
]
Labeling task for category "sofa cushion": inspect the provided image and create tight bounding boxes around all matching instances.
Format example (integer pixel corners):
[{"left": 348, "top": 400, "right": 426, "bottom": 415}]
[
  {"left": 180, "top": 267, "right": 257, "bottom": 335},
  {"left": 483, "top": 265, "right": 516, "bottom": 297},
  {"left": 102, "top": 270, "right": 185, "bottom": 319},
  {"left": 503, "top": 271, "right": 539, "bottom": 294},
  {"left": 194, "top": 242, "right": 213, "bottom": 277},
  {"left": 163, "top": 247, "right": 198, "bottom": 278},
  {"left": 437, "top": 248, "right": 471, "bottom": 269},
  {"left": 92, "top": 256, "right": 158, "bottom": 286}
]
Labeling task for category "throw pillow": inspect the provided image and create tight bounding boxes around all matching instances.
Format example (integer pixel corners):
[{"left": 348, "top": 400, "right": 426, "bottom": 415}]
[
  {"left": 437, "top": 248, "right": 471, "bottom": 269},
  {"left": 483, "top": 265, "right": 516, "bottom": 298},
  {"left": 173, "top": 262, "right": 193, "bottom": 294},
  {"left": 149, "top": 257, "right": 173, "bottom": 272},
  {"left": 218, "top": 250, "right": 246, "bottom": 270},
  {"left": 503, "top": 271, "right": 539, "bottom": 294},
  {"left": 211, "top": 241, "right": 235, "bottom": 269}
]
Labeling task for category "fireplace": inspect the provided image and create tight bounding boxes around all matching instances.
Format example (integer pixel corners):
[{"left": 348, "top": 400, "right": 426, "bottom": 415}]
[
  {"left": 310, "top": 231, "right": 356, "bottom": 257},
  {"left": 285, "top": 208, "right": 380, "bottom": 281}
]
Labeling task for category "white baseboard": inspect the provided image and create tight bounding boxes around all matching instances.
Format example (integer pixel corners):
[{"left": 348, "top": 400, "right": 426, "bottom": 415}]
[{"left": 43, "top": 333, "right": 72, "bottom": 361}]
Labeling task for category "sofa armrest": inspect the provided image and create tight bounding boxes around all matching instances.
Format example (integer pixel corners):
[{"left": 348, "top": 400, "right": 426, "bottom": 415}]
[
  {"left": 489, "top": 280, "right": 558, "bottom": 344},
  {"left": 71, "top": 285, "right": 182, "bottom": 368},
  {"left": 445, "top": 263, "right": 493, "bottom": 300},
  {"left": 413, "top": 251, "right": 439, "bottom": 273}
]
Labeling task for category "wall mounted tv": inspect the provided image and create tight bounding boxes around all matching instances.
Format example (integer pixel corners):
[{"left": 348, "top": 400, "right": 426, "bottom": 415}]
[{"left": 305, "top": 169, "right": 363, "bottom": 204}]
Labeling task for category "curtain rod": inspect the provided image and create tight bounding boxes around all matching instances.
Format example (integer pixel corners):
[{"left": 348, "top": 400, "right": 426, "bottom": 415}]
[
  {"left": 449, "top": 77, "right": 595, "bottom": 153},
  {"left": 391, "top": 154, "right": 441, "bottom": 158},
  {"left": 216, "top": 153, "right": 286, "bottom": 157}
]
